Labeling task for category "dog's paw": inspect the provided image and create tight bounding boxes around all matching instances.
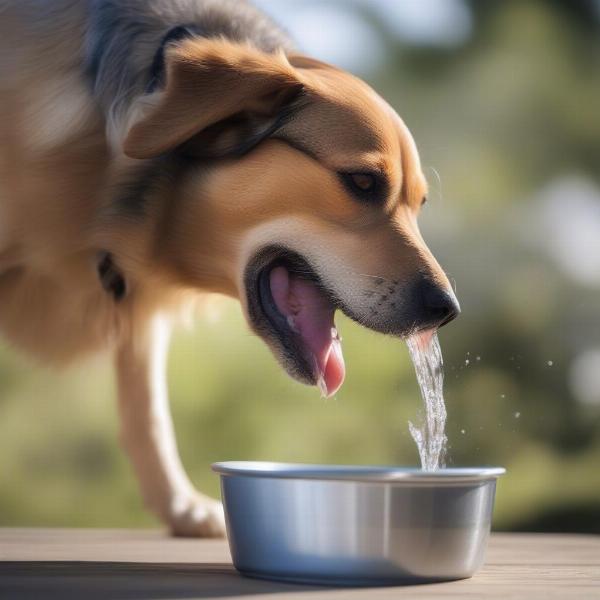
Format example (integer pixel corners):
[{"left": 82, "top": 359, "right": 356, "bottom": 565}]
[{"left": 167, "top": 493, "right": 226, "bottom": 538}]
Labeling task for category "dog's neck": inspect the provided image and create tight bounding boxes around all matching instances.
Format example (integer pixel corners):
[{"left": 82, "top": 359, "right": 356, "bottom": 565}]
[{"left": 95, "top": 156, "right": 238, "bottom": 301}]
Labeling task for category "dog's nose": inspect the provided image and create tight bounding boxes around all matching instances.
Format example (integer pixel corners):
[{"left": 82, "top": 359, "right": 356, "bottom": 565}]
[{"left": 420, "top": 280, "right": 461, "bottom": 328}]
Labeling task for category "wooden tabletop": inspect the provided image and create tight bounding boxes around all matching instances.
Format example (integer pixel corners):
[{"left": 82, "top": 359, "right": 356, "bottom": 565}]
[{"left": 1, "top": 529, "right": 598, "bottom": 599}]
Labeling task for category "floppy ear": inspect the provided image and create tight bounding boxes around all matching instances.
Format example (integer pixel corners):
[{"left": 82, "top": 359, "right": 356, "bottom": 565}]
[{"left": 123, "top": 38, "right": 304, "bottom": 160}]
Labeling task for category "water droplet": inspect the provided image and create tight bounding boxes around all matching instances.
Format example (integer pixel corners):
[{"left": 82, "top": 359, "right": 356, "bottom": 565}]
[
  {"left": 460, "top": 429, "right": 466, "bottom": 434},
  {"left": 514, "top": 411, "right": 521, "bottom": 418},
  {"left": 465, "top": 359, "right": 470, "bottom": 366},
  {"left": 476, "top": 356, "right": 481, "bottom": 361},
  {"left": 547, "top": 360, "right": 553, "bottom": 367},
  {"left": 500, "top": 394, "right": 506, "bottom": 399}
]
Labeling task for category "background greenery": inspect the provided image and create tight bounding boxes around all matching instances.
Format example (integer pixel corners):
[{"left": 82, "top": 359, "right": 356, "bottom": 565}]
[{"left": 1, "top": 0, "right": 599, "bottom": 532}]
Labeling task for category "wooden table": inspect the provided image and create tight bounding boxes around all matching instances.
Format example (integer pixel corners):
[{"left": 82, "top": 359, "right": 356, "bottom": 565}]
[{"left": 1, "top": 529, "right": 598, "bottom": 599}]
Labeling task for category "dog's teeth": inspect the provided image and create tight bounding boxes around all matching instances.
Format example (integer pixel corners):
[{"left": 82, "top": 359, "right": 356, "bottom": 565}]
[
  {"left": 287, "top": 315, "right": 299, "bottom": 333},
  {"left": 317, "top": 373, "right": 328, "bottom": 398},
  {"left": 331, "top": 327, "right": 342, "bottom": 342}
]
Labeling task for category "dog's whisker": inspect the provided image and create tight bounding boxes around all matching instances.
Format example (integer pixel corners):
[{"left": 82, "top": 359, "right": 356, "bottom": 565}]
[
  {"left": 426, "top": 165, "right": 443, "bottom": 204},
  {"left": 449, "top": 276, "right": 458, "bottom": 294},
  {"left": 357, "top": 273, "right": 394, "bottom": 283}
]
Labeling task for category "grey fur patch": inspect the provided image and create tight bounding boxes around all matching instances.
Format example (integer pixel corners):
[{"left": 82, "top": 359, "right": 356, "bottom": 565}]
[{"left": 86, "top": 0, "right": 295, "bottom": 132}]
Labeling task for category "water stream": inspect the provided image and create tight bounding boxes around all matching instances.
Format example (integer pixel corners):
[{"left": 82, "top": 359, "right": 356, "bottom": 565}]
[{"left": 407, "top": 331, "right": 447, "bottom": 471}]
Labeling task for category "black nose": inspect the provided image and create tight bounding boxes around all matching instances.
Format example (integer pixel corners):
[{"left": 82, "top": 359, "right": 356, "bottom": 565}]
[{"left": 420, "top": 280, "right": 461, "bottom": 327}]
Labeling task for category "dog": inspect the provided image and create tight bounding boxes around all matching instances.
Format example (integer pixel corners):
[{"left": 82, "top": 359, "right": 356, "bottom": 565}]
[{"left": 0, "top": 0, "right": 459, "bottom": 536}]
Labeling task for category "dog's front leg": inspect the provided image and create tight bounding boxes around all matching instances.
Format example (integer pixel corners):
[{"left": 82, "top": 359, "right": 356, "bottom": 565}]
[{"left": 115, "top": 316, "right": 225, "bottom": 537}]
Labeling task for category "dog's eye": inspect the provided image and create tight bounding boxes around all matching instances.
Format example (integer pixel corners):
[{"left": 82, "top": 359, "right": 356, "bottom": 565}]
[
  {"left": 340, "top": 172, "right": 381, "bottom": 201},
  {"left": 349, "top": 173, "right": 375, "bottom": 191},
  {"left": 421, "top": 196, "right": 427, "bottom": 206}
]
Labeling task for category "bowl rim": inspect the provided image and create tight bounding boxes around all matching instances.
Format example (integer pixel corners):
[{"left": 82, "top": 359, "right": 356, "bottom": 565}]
[{"left": 212, "top": 461, "right": 506, "bottom": 483}]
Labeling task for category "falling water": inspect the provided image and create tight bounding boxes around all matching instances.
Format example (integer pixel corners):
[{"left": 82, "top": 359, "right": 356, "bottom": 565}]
[{"left": 407, "top": 331, "right": 447, "bottom": 471}]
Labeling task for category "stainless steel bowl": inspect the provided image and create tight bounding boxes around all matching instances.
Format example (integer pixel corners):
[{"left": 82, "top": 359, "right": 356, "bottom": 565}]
[{"left": 212, "top": 461, "right": 505, "bottom": 585}]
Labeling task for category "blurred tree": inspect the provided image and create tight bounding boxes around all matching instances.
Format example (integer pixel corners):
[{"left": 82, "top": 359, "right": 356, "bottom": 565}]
[{"left": 0, "top": 0, "right": 599, "bottom": 532}]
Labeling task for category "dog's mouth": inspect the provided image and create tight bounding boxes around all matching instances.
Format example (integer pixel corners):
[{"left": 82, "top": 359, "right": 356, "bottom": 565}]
[{"left": 245, "top": 248, "right": 345, "bottom": 397}]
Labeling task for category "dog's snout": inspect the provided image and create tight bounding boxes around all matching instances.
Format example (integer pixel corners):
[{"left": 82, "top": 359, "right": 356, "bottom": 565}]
[{"left": 420, "top": 280, "right": 460, "bottom": 328}]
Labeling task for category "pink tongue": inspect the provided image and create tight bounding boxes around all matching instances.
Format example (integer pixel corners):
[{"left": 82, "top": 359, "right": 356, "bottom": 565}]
[{"left": 270, "top": 266, "right": 345, "bottom": 397}]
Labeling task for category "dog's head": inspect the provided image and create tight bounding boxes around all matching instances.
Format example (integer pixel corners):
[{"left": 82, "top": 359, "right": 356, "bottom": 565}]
[{"left": 123, "top": 39, "right": 459, "bottom": 396}]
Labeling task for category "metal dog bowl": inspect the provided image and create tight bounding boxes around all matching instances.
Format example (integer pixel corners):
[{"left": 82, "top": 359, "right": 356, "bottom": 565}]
[{"left": 212, "top": 461, "right": 505, "bottom": 585}]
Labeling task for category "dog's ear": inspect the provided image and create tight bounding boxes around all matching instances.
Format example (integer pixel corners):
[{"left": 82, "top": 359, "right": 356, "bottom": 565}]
[{"left": 123, "top": 39, "right": 304, "bottom": 160}]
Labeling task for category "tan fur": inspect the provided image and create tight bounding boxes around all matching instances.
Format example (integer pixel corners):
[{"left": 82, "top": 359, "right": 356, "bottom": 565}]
[
  {"left": 1, "top": 12, "right": 453, "bottom": 536},
  {"left": 123, "top": 40, "right": 300, "bottom": 157}
]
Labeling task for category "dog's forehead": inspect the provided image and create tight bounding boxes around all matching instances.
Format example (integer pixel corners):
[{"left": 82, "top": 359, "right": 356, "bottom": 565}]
[
  {"left": 306, "top": 69, "right": 398, "bottom": 148},
  {"left": 287, "top": 65, "right": 426, "bottom": 201}
]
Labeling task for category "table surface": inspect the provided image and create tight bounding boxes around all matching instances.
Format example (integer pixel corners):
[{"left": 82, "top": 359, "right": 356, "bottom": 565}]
[{"left": 1, "top": 529, "right": 599, "bottom": 599}]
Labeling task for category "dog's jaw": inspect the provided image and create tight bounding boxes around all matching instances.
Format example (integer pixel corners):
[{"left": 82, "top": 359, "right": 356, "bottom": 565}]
[{"left": 243, "top": 245, "right": 346, "bottom": 396}]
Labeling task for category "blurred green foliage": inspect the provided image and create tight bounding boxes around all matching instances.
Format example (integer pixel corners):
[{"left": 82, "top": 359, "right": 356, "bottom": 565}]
[{"left": 1, "top": 0, "right": 599, "bottom": 532}]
